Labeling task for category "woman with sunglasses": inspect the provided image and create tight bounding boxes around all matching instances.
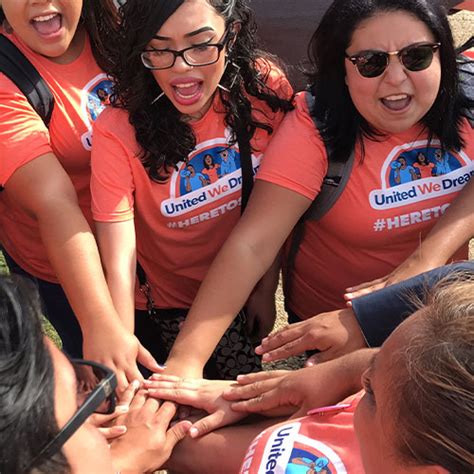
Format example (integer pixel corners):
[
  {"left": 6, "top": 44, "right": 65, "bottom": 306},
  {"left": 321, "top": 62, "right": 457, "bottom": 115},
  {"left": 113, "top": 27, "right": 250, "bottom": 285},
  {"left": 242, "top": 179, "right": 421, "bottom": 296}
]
[
  {"left": 0, "top": 1, "right": 161, "bottom": 390},
  {"left": 162, "top": 0, "right": 474, "bottom": 379},
  {"left": 90, "top": 0, "right": 292, "bottom": 379}
]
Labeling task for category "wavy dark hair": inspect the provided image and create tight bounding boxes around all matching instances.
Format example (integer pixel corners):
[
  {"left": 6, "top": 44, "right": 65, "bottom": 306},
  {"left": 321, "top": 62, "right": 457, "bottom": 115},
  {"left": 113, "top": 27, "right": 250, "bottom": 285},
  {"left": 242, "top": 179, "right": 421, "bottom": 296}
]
[
  {"left": 0, "top": 0, "right": 118, "bottom": 72},
  {"left": 0, "top": 276, "right": 69, "bottom": 473},
  {"left": 307, "top": 0, "right": 474, "bottom": 164},
  {"left": 108, "top": 0, "right": 293, "bottom": 182}
]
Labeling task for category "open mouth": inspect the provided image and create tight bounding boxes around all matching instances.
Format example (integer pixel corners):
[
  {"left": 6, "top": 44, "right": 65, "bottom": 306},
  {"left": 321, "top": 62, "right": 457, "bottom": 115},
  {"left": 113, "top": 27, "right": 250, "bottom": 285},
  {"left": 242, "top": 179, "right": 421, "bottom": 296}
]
[
  {"left": 31, "top": 13, "right": 63, "bottom": 37},
  {"left": 380, "top": 94, "right": 412, "bottom": 112},
  {"left": 171, "top": 81, "right": 204, "bottom": 106}
]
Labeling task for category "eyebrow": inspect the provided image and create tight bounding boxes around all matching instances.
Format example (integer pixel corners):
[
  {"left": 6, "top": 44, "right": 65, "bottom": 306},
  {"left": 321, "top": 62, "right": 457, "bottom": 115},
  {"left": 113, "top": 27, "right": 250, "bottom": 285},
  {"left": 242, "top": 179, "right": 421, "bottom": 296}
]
[{"left": 153, "top": 26, "right": 215, "bottom": 41}]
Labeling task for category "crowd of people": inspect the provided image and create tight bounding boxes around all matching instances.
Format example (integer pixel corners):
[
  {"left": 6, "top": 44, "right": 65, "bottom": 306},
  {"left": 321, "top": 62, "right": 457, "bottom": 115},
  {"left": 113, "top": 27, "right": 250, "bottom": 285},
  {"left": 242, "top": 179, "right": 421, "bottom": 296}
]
[{"left": 0, "top": 0, "right": 473, "bottom": 472}]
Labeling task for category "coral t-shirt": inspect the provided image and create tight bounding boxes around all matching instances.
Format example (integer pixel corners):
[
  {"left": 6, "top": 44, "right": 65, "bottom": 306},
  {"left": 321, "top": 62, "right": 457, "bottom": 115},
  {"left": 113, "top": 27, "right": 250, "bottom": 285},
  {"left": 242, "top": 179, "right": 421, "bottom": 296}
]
[
  {"left": 413, "top": 162, "right": 435, "bottom": 179},
  {"left": 257, "top": 92, "right": 473, "bottom": 318},
  {"left": 0, "top": 31, "right": 112, "bottom": 282},
  {"left": 240, "top": 392, "right": 364, "bottom": 474},
  {"left": 91, "top": 65, "right": 292, "bottom": 309}
]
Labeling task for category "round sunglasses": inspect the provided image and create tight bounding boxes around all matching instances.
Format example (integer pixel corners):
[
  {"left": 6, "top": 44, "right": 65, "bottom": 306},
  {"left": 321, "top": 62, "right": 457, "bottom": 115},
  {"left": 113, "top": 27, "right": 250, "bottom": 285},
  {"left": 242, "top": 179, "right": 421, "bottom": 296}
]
[{"left": 345, "top": 42, "right": 441, "bottom": 78}]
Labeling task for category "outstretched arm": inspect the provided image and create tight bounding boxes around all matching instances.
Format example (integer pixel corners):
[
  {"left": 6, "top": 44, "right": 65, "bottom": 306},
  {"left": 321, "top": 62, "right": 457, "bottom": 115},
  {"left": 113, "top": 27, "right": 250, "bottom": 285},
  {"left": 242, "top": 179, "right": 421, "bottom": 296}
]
[
  {"left": 165, "top": 181, "right": 311, "bottom": 377},
  {"left": 5, "top": 154, "right": 159, "bottom": 389}
]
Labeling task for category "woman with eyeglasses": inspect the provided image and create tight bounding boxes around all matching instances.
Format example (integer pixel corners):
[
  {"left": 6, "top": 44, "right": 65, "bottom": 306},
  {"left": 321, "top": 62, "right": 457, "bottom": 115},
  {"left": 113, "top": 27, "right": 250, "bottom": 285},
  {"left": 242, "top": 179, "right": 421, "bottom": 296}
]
[
  {"left": 0, "top": 1, "right": 161, "bottom": 391},
  {"left": 0, "top": 275, "right": 191, "bottom": 474},
  {"left": 161, "top": 0, "right": 474, "bottom": 379},
  {"left": 90, "top": 0, "right": 293, "bottom": 379}
]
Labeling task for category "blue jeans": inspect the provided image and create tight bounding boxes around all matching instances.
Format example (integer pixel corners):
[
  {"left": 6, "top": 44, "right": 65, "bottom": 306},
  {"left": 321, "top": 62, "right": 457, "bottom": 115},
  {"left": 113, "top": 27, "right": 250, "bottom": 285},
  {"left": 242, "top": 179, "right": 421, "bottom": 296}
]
[{"left": 3, "top": 251, "right": 83, "bottom": 358}]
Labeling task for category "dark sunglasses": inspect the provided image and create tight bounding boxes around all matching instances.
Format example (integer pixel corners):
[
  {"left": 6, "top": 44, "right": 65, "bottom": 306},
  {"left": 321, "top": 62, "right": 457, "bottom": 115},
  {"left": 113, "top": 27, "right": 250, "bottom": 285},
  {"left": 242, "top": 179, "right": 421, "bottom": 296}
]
[
  {"left": 25, "top": 359, "right": 117, "bottom": 471},
  {"left": 345, "top": 42, "right": 441, "bottom": 78}
]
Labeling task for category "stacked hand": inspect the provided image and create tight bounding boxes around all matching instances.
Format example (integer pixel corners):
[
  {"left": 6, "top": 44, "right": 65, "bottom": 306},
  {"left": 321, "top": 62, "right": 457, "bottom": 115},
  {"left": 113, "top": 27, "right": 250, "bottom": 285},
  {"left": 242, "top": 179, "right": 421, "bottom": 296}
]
[
  {"left": 256, "top": 308, "right": 366, "bottom": 365},
  {"left": 109, "top": 388, "right": 191, "bottom": 473},
  {"left": 145, "top": 375, "right": 247, "bottom": 438}
]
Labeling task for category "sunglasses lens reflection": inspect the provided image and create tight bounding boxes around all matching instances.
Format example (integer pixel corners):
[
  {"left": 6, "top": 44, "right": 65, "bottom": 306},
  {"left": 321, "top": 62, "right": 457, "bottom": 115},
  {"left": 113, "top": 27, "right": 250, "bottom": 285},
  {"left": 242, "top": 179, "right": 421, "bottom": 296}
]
[
  {"left": 358, "top": 52, "right": 388, "bottom": 77},
  {"left": 73, "top": 363, "right": 111, "bottom": 414}
]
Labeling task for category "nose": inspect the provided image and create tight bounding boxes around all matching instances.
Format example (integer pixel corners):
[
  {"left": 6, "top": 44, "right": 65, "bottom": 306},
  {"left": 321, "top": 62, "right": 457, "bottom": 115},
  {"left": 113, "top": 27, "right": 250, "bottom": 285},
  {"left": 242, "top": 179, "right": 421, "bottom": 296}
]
[
  {"left": 172, "top": 54, "right": 194, "bottom": 73},
  {"left": 382, "top": 55, "right": 409, "bottom": 85}
]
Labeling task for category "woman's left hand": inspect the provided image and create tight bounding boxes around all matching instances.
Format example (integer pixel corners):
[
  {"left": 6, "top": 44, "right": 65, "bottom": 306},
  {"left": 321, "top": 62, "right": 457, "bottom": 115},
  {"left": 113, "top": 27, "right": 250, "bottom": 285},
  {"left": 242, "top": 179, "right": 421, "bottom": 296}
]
[
  {"left": 144, "top": 375, "right": 247, "bottom": 438},
  {"left": 88, "top": 379, "right": 140, "bottom": 440},
  {"left": 110, "top": 389, "right": 191, "bottom": 473}
]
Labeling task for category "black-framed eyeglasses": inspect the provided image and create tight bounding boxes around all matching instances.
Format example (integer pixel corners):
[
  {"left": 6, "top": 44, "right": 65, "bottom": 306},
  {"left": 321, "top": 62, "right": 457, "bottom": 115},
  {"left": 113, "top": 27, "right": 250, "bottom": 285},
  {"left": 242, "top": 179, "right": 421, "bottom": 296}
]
[
  {"left": 25, "top": 359, "right": 117, "bottom": 471},
  {"left": 141, "top": 27, "right": 233, "bottom": 70},
  {"left": 345, "top": 42, "right": 441, "bottom": 78}
]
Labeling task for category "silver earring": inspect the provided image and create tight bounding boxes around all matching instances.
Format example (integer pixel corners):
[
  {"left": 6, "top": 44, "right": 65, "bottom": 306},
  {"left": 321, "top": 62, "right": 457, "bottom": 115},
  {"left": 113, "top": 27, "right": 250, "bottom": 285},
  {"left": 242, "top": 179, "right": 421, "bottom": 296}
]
[
  {"left": 217, "top": 60, "right": 240, "bottom": 93},
  {"left": 151, "top": 91, "right": 165, "bottom": 104}
]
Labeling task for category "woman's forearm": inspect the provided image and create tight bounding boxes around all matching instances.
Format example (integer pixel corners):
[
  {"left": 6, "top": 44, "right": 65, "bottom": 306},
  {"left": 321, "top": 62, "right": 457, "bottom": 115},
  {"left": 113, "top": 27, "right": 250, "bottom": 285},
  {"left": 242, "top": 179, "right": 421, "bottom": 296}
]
[
  {"left": 96, "top": 220, "right": 137, "bottom": 332},
  {"left": 411, "top": 178, "right": 474, "bottom": 265},
  {"left": 165, "top": 181, "right": 312, "bottom": 376}
]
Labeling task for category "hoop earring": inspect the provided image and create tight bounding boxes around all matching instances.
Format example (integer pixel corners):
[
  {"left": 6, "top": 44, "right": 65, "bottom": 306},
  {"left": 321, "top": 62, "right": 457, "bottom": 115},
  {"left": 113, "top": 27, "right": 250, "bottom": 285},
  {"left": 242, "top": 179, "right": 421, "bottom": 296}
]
[
  {"left": 217, "top": 60, "right": 241, "bottom": 93},
  {"left": 151, "top": 91, "right": 165, "bottom": 104}
]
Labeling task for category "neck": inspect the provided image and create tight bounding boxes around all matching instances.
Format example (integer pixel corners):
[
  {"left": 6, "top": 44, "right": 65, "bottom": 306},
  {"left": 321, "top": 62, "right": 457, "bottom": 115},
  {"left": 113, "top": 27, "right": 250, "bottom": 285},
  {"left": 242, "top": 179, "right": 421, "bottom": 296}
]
[{"left": 48, "top": 24, "right": 86, "bottom": 65}]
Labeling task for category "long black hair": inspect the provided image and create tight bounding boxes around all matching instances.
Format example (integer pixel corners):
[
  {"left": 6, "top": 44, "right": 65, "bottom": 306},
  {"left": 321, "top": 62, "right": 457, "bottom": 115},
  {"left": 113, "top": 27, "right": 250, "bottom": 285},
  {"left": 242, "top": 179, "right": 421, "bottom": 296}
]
[
  {"left": 0, "top": 276, "right": 69, "bottom": 473},
  {"left": 307, "top": 0, "right": 473, "bottom": 164},
  {"left": 108, "top": 0, "right": 293, "bottom": 182}
]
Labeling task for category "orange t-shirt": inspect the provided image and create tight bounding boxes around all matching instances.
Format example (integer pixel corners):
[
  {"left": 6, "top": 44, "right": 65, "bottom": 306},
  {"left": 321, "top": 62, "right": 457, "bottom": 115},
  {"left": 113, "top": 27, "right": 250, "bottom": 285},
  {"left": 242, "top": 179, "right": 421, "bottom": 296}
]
[
  {"left": 91, "top": 64, "right": 292, "bottom": 309},
  {"left": 0, "top": 31, "right": 112, "bottom": 282},
  {"left": 240, "top": 392, "right": 364, "bottom": 474},
  {"left": 257, "top": 92, "right": 473, "bottom": 318}
]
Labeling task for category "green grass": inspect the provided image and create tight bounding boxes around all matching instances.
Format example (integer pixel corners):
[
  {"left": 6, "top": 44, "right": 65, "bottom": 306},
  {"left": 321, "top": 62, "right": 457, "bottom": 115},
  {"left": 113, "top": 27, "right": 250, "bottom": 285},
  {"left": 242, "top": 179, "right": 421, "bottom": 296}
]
[{"left": 0, "top": 250, "right": 62, "bottom": 347}]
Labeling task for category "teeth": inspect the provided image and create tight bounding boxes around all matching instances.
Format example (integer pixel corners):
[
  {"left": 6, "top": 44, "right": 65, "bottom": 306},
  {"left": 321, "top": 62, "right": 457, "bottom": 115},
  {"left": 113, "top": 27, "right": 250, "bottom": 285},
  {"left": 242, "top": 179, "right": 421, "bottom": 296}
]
[
  {"left": 175, "top": 83, "right": 198, "bottom": 89},
  {"left": 384, "top": 94, "right": 409, "bottom": 101},
  {"left": 32, "top": 13, "right": 58, "bottom": 22}
]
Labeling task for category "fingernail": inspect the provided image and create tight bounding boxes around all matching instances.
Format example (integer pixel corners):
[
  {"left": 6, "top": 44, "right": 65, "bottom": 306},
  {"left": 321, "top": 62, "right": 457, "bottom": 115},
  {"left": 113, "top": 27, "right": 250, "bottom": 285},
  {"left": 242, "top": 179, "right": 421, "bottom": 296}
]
[
  {"left": 189, "top": 427, "right": 199, "bottom": 438},
  {"left": 116, "top": 405, "right": 129, "bottom": 413},
  {"left": 255, "top": 345, "right": 263, "bottom": 354},
  {"left": 157, "top": 364, "right": 166, "bottom": 369},
  {"left": 262, "top": 354, "right": 270, "bottom": 362},
  {"left": 115, "top": 425, "right": 127, "bottom": 433},
  {"left": 132, "top": 380, "right": 141, "bottom": 389}
]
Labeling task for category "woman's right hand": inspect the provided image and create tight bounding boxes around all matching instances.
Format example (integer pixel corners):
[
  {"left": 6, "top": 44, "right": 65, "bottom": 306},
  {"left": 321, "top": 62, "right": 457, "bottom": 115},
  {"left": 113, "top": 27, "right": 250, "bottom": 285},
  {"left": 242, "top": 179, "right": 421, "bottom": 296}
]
[
  {"left": 145, "top": 375, "right": 246, "bottom": 438},
  {"left": 82, "top": 323, "right": 163, "bottom": 391},
  {"left": 256, "top": 308, "right": 367, "bottom": 364}
]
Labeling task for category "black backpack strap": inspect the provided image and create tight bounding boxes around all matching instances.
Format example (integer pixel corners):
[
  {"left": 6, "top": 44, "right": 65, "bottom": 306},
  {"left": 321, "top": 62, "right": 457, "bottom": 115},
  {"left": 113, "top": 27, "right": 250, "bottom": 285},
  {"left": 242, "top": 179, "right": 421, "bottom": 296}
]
[
  {"left": 304, "top": 91, "right": 355, "bottom": 219},
  {"left": 237, "top": 127, "right": 254, "bottom": 214},
  {"left": 0, "top": 34, "right": 54, "bottom": 126},
  {"left": 283, "top": 92, "right": 355, "bottom": 302}
]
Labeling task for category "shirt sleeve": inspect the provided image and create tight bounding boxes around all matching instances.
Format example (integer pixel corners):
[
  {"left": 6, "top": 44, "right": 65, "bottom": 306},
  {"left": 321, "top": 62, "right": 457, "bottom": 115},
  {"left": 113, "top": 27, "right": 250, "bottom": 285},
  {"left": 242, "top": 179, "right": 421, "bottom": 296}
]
[
  {"left": 90, "top": 108, "right": 136, "bottom": 222},
  {"left": 256, "top": 92, "right": 328, "bottom": 200},
  {"left": 351, "top": 261, "right": 474, "bottom": 347},
  {"left": 0, "top": 75, "right": 52, "bottom": 186}
]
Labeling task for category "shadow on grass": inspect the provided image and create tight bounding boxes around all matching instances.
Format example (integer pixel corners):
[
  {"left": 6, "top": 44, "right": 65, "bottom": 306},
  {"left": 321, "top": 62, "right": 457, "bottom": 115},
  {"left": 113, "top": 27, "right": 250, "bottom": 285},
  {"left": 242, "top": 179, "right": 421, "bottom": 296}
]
[{"left": 0, "top": 251, "right": 62, "bottom": 348}]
